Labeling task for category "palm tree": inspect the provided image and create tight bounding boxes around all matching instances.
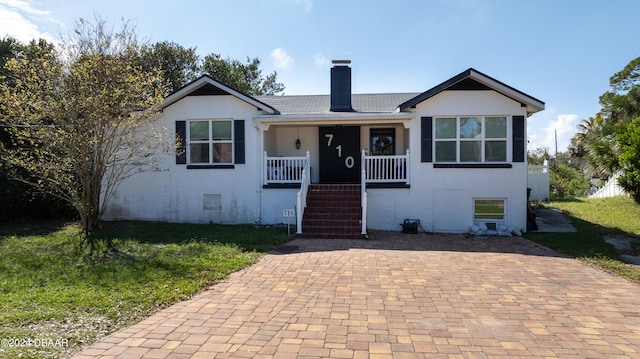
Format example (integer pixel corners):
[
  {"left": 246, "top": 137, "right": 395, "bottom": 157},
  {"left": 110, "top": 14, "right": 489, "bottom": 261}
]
[{"left": 571, "top": 115, "right": 620, "bottom": 179}]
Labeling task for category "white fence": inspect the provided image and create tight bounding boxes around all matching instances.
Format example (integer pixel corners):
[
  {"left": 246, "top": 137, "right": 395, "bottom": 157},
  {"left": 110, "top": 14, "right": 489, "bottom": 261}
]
[
  {"left": 528, "top": 160, "right": 550, "bottom": 201},
  {"left": 589, "top": 171, "right": 628, "bottom": 198}
]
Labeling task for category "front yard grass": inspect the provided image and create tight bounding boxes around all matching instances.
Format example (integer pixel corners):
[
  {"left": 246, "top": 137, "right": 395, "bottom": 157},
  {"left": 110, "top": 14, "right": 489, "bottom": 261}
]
[
  {"left": 0, "top": 221, "right": 290, "bottom": 359},
  {"left": 526, "top": 196, "right": 640, "bottom": 283}
]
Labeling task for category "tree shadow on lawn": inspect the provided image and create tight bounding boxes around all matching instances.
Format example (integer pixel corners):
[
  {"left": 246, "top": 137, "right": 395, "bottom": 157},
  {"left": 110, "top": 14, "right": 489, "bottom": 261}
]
[
  {"left": 88, "top": 220, "right": 291, "bottom": 254},
  {"left": 0, "top": 220, "right": 77, "bottom": 237},
  {"left": 525, "top": 212, "right": 640, "bottom": 282},
  {"left": 526, "top": 214, "right": 622, "bottom": 258}
]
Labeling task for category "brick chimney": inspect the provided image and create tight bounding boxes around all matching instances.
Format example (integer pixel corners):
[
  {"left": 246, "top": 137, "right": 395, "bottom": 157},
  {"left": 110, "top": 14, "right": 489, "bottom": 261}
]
[{"left": 330, "top": 60, "right": 353, "bottom": 112}]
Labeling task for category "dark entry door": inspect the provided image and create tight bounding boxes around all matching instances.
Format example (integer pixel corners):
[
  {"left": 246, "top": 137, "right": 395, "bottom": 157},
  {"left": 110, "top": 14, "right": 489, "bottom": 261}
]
[{"left": 319, "top": 126, "right": 360, "bottom": 183}]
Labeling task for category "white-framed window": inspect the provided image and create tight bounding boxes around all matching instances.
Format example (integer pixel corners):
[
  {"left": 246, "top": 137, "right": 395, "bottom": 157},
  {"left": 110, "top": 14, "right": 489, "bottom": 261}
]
[
  {"left": 188, "top": 119, "right": 233, "bottom": 164},
  {"left": 474, "top": 199, "right": 506, "bottom": 228},
  {"left": 435, "top": 116, "right": 507, "bottom": 163}
]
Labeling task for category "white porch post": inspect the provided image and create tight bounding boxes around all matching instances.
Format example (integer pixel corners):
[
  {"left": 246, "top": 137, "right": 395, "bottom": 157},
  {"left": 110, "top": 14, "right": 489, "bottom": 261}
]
[
  {"left": 263, "top": 151, "right": 268, "bottom": 186},
  {"left": 406, "top": 149, "right": 410, "bottom": 185}
]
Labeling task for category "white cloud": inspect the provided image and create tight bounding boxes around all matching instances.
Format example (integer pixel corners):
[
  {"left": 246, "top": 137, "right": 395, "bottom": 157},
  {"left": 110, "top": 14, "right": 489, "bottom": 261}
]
[
  {"left": 530, "top": 114, "right": 578, "bottom": 154},
  {"left": 271, "top": 47, "right": 294, "bottom": 70},
  {"left": 288, "top": 0, "right": 312, "bottom": 12},
  {"left": 313, "top": 53, "right": 327, "bottom": 67},
  {"left": 0, "top": 0, "right": 59, "bottom": 43}
]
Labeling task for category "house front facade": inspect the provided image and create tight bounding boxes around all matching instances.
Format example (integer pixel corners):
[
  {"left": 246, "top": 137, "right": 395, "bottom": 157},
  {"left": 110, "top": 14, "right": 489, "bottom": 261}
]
[{"left": 103, "top": 61, "right": 544, "bottom": 236}]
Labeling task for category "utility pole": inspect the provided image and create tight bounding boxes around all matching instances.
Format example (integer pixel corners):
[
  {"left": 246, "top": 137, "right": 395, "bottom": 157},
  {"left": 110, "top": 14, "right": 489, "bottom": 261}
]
[{"left": 555, "top": 129, "right": 558, "bottom": 166}]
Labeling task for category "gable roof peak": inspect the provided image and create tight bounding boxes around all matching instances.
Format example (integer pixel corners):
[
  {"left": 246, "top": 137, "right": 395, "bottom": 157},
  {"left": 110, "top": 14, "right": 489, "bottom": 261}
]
[
  {"left": 161, "top": 75, "right": 279, "bottom": 114},
  {"left": 398, "top": 68, "right": 544, "bottom": 115}
]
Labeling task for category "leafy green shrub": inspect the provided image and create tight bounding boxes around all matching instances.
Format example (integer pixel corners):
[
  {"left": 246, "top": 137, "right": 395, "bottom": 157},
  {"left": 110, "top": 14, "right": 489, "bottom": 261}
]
[
  {"left": 550, "top": 163, "right": 590, "bottom": 198},
  {"left": 617, "top": 117, "right": 640, "bottom": 203}
]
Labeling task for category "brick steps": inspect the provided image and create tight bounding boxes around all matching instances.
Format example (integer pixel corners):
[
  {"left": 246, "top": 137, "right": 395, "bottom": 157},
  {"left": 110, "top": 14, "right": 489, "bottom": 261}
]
[{"left": 298, "top": 184, "right": 366, "bottom": 240}]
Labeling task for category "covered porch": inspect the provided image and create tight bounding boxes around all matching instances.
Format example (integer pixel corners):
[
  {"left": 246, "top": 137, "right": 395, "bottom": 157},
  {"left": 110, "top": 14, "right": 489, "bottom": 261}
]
[
  {"left": 255, "top": 115, "right": 413, "bottom": 237},
  {"left": 262, "top": 148, "right": 411, "bottom": 237},
  {"left": 257, "top": 113, "right": 413, "bottom": 186}
]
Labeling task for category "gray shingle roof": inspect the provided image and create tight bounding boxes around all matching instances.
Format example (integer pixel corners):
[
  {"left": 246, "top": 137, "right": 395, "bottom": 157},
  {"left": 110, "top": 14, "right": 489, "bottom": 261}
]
[{"left": 255, "top": 93, "right": 420, "bottom": 114}]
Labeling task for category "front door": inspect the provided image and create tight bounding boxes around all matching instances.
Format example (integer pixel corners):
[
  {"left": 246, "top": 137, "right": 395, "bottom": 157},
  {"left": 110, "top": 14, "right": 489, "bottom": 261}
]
[{"left": 319, "top": 126, "right": 360, "bottom": 183}]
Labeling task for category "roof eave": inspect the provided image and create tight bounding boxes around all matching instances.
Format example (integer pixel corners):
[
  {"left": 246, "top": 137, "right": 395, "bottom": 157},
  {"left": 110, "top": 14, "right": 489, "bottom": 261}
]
[
  {"left": 467, "top": 69, "right": 545, "bottom": 115},
  {"left": 253, "top": 112, "right": 414, "bottom": 128}
]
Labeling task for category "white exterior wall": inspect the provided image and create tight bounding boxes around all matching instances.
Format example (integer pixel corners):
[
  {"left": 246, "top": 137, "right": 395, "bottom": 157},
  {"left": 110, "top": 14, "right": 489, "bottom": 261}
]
[
  {"left": 104, "top": 95, "right": 266, "bottom": 224},
  {"left": 366, "top": 90, "right": 530, "bottom": 233},
  {"left": 259, "top": 188, "right": 300, "bottom": 224},
  {"left": 104, "top": 89, "right": 534, "bottom": 234}
]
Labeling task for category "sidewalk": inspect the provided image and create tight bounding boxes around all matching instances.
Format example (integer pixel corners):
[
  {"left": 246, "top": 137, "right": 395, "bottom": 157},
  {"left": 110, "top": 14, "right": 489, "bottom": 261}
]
[{"left": 533, "top": 208, "right": 577, "bottom": 232}]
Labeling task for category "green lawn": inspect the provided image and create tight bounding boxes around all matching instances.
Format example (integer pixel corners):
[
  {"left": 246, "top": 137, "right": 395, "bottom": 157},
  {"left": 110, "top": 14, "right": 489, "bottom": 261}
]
[
  {"left": 0, "top": 221, "right": 290, "bottom": 359},
  {"left": 526, "top": 196, "right": 640, "bottom": 282}
]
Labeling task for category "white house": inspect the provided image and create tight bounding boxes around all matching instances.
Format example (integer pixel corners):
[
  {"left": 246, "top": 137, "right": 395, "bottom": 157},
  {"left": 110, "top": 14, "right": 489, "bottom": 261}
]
[{"left": 103, "top": 61, "right": 544, "bottom": 238}]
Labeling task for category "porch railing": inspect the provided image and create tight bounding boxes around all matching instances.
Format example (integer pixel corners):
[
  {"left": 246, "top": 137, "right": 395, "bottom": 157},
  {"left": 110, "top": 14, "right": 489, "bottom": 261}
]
[
  {"left": 296, "top": 151, "right": 311, "bottom": 234},
  {"left": 264, "top": 151, "right": 309, "bottom": 185},
  {"left": 362, "top": 149, "right": 410, "bottom": 184}
]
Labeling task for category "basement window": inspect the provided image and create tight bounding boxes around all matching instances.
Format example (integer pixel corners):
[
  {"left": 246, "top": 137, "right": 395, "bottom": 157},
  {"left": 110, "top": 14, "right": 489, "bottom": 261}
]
[{"left": 474, "top": 199, "right": 505, "bottom": 229}]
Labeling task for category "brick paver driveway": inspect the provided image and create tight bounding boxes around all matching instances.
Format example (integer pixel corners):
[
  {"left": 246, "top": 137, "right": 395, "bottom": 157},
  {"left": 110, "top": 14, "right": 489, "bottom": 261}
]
[{"left": 74, "top": 232, "right": 640, "bottom": 358}]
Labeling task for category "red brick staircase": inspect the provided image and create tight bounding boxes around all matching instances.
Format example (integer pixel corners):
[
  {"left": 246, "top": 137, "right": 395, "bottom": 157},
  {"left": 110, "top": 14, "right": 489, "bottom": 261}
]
[{"left": 298, "top": 184, "right": 366, "bottom": 239}]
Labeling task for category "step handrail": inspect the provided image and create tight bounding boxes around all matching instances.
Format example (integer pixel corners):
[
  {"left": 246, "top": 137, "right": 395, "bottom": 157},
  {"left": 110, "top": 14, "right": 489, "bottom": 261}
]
[
  {"left": 361, "top": 150, "right": 367, "bottom": 235},
  {"left": 296, "top": 151, "right": 311, "bottom": 234}
]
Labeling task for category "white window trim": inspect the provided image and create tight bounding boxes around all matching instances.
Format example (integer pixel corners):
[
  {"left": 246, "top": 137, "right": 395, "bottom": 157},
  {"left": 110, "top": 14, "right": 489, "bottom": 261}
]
[
  {"left": 434, "top": 115, "right": 510, "bottom": 163},
  {"left": 186, "top": 119, "right": 234, "bottom": 165},
  {"left": 473, "top": 198, "right": 507, "bottom": 229}
]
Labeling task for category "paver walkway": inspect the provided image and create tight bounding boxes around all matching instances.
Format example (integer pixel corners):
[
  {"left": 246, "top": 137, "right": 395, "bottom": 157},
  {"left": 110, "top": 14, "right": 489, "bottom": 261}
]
[{"left": 74, "top": 232, "right": 640, "bottom": 358}]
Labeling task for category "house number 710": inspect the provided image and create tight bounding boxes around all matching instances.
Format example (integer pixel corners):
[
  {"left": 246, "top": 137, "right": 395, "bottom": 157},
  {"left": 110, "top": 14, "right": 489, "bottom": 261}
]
[{"left": 325, "top": 134, "right": 354, "bottom": 168}]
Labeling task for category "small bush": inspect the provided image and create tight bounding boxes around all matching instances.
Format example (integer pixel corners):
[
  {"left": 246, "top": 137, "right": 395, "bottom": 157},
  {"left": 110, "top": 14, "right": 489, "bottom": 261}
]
[{"left": 550, "top": 163, "right": 590, "bottom": 198}]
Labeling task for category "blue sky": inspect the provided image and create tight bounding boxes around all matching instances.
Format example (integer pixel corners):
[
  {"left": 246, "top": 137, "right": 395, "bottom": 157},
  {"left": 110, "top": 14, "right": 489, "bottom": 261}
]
[{"left": 1, "top": 0, "right": 639, "bottom": 153}]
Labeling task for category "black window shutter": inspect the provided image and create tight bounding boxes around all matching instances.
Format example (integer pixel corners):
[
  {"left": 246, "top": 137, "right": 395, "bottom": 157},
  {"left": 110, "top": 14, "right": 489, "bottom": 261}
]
[
  {"left": 175, "top": 121, "right": 186, "bottom": 165},
  {"left": 234, "top": 120, "right": 245, "bottom": 164},
  {"left": 512, "top": 115, "right": 525, "bottom": 163},
  {"left": 421, "top": 116, "right": 433, "bottom": 163}
]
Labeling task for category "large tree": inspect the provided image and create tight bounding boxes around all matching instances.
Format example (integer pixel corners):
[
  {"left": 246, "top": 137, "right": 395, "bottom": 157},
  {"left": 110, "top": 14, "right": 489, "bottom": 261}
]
[
  {"left": 617, "top": 118, "right": 640, "bottom": 202},
  {"left": 0, "top": 18, "right": 167, "bottom": 232},
  {"left": 137, "top": 44, "right": 285, "bottom": 96},
  {"left": 0, "top": 38, "right": 77, "bottom": 220},
  {"left": 202, "top": 53, "right": 285, "bottom": 95},
  {"left": 0, "top": 37, "right": 22, "bottom": 82},
  {"left": 140, "top": 41, "right": 200, "bottom": 94},
  {"left": 570, "top": 56, "right": 640, "bottom": 202}
]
